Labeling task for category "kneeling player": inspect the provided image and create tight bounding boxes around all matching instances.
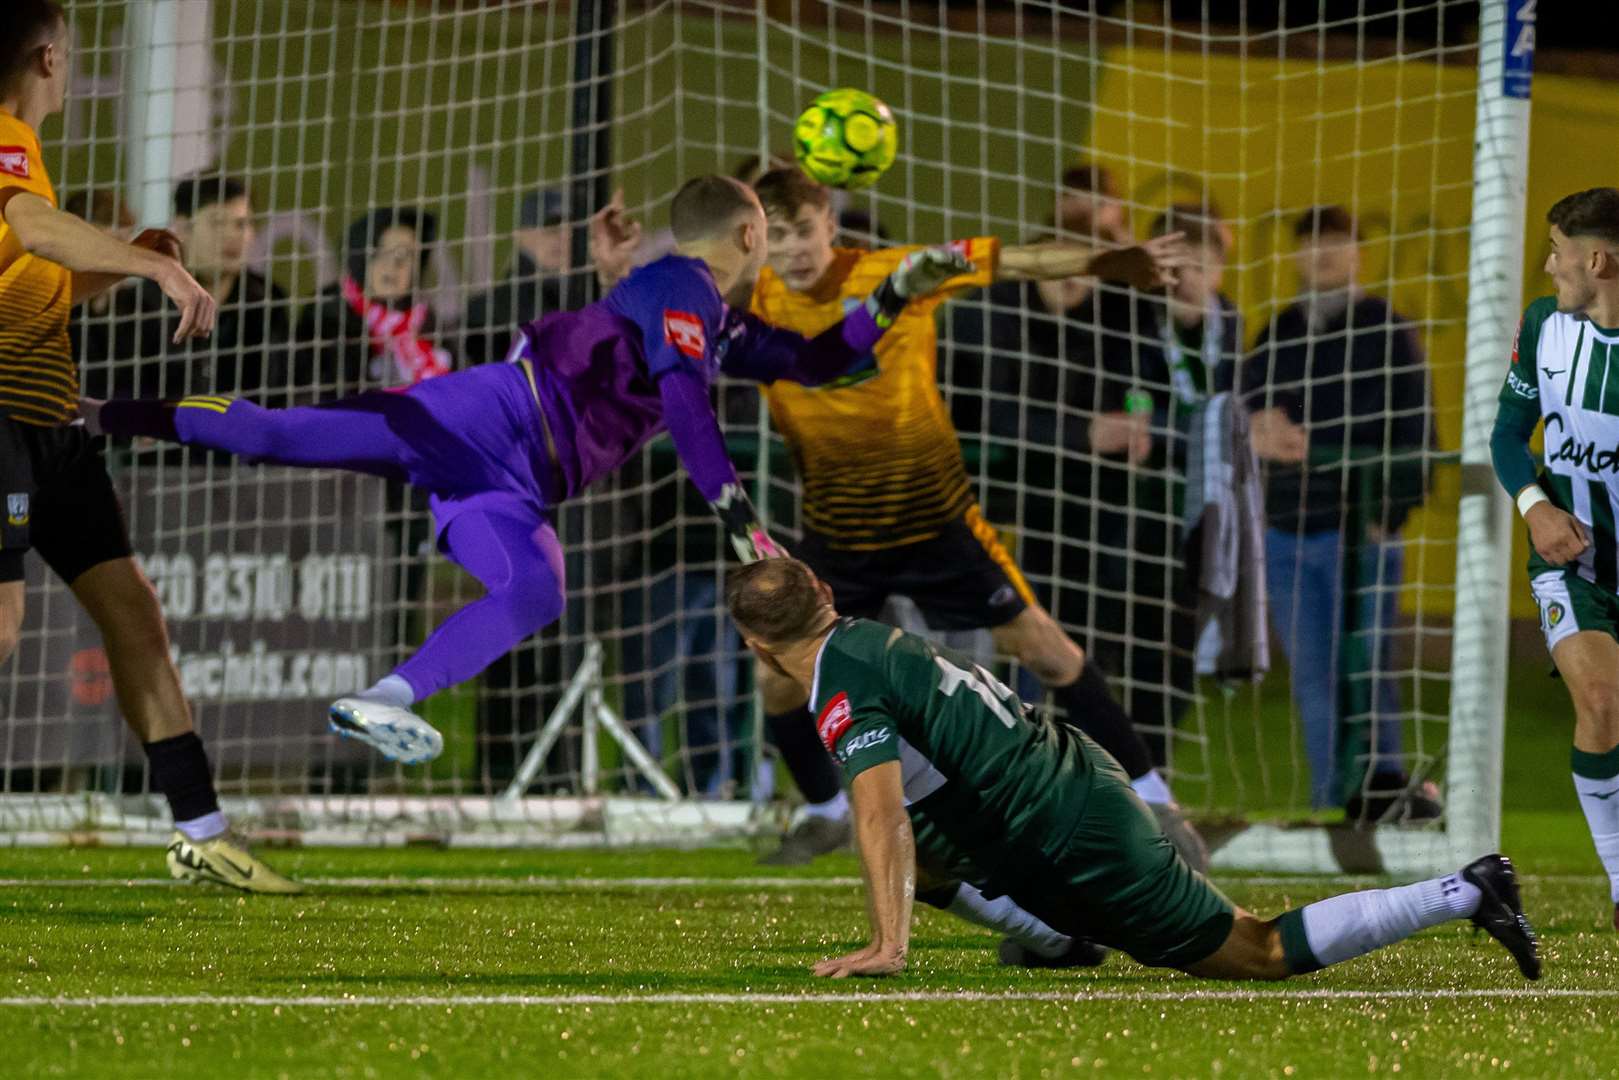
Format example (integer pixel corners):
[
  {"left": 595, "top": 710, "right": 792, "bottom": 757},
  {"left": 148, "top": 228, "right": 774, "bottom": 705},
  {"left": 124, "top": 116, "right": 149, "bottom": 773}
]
[{"left": 725, "top": 558, "right": 1540, "bottom": 981}]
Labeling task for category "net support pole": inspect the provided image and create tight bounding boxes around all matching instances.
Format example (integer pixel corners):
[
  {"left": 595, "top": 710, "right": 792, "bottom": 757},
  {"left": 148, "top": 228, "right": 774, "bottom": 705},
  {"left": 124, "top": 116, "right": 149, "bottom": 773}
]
[
  {"left": 123, "top": 0, "right": 214, "bottom": 225},
  {"left": 1447, "top": 0, "right": 1533, "bottom": 867},
  {"left": 564, "top": 0, "right": 616, "bottom": 308}
]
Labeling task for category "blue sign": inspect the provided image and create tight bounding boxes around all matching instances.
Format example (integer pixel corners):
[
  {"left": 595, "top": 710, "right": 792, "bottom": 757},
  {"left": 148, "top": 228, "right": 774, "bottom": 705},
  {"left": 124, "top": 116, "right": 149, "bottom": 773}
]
[{"left": 1504, "top": 0, "right": 1536, "bottom": 100}]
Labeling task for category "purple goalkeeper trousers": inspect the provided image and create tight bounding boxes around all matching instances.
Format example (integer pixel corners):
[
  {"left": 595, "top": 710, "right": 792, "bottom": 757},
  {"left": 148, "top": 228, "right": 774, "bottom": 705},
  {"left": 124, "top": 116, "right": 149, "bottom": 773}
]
[{"left": 100, "top": 364, "right": 566, "bottom": 700}]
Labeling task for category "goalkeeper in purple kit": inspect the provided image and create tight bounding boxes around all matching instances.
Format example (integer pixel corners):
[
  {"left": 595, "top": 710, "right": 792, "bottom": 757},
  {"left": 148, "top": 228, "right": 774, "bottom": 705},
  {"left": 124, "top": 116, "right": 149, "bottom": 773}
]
[{"left": 80, "top": 176, "right": 972, "bottom": 763}]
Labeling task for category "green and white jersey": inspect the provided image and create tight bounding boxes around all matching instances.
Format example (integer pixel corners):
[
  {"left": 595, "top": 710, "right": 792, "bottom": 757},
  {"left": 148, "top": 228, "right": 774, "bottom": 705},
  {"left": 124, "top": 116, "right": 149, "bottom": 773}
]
[
  {"left": 810, "top": 617, "right": 1099, "bottom": 881},
  {"left": 1499, "top": 295, "right": 1619, "bottom": 593}
]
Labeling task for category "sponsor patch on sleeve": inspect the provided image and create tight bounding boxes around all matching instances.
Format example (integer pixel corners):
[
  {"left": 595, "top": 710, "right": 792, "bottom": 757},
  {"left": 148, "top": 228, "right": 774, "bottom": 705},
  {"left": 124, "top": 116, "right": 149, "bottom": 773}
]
[
  {"left": 663, "top": 309, "right": 706, "bottom": 360},
  {"left": 816, "top": 692, "right": 853, "bottom": 753},
  {"left": 0, "top": 146, "right": 31, "bottom": 180}
]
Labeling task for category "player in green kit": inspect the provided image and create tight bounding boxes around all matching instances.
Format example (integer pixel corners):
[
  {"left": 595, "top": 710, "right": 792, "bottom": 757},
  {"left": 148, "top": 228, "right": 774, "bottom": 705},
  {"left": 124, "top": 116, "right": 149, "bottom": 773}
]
[
  {"left": 1493, "top": 188, "right": 1619, "bottom": 928},
  {"left": 724, "top": 558, "right": 1540, "bottom": 980}
]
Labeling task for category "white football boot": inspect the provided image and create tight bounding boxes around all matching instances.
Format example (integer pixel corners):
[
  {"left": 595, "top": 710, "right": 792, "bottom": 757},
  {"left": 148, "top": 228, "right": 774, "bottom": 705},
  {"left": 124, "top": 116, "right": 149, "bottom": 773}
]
[{"left": 328, "top": 697, "right": 444, "bottom": 764}]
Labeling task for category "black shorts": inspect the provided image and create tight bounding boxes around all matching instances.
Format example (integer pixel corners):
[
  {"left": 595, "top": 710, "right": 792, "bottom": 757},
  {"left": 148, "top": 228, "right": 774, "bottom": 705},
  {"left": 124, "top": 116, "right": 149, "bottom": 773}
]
[
  {"left": 0, "top": 416, "right": 133, "bottom": 585},
  {"left": 796, "top": 505, "right": 1036, "bottom": 631}
]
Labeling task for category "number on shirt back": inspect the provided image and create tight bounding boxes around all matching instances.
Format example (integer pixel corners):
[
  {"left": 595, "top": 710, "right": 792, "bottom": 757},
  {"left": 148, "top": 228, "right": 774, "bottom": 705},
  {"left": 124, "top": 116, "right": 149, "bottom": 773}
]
[{"left": 933, "top": 653, "right": 1020, "bottom": 729}]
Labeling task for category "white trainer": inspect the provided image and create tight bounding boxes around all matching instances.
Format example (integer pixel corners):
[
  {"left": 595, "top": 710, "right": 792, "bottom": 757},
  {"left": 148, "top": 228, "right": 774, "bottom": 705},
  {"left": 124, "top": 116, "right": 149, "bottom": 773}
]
[{"left": 328, "top": 697, "right": 444, "bottom": 764}]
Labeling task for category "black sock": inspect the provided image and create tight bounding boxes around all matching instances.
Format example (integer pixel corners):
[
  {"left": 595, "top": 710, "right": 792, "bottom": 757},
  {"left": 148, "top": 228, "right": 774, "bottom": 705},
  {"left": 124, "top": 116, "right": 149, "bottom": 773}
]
[
  {"left": 1051, "top": 663, "right": 1153, "bottom": 780},
  {"left": 765, "top": 707, "right": 843, "bottom": 805},
  {"left": 143, "top": 732, "right": 221, "bottom": 823},
  {"left": 100, "top": 399, "right": 180, "bottom": 442},
  {"left": 916, "top": 882, "right": 962, "bottom": 910}
]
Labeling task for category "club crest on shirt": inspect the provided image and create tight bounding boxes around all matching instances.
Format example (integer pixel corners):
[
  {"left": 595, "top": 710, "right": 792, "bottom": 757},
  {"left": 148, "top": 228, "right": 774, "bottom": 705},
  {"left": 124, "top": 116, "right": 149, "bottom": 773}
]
[
  {"left": 817, "top": 692, "right": 853, "bottom": 752},
  {"left": 0, "top": 147, "right": 30, "bottom": 180},
  {"left": 6, "top": 493, "right": 29, "bottom": 527},
  {"left": 663, "top": 310, "right": 706, "bottom": 360},
  {"left": 1546, "top": 601, "right": 1566, "bottom": 628}
]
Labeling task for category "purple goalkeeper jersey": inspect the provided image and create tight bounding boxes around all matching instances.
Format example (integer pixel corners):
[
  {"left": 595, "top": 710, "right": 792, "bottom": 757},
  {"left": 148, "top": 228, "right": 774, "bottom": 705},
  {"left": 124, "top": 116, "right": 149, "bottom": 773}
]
[{"left": 507, "top": 254, "right": 883, "bottom": 505}]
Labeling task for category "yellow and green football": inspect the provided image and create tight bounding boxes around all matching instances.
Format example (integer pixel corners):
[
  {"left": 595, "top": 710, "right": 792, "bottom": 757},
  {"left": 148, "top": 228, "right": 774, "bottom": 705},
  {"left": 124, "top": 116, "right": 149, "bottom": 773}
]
[{"left": 793, "top": 88, "right": 899, "bottom": 190}]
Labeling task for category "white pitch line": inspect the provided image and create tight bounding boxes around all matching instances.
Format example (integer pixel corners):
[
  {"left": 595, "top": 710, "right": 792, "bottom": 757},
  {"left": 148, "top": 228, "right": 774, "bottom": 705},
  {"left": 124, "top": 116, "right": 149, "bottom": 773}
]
[
  {"left": 0, "top": 875, "right": 865, "bottom": 890},
  {"left": 0, "top": 873, "right": 1605, "bottom": 890},
  {"left": 0, "top": 988, "right": 1612, "bottom": 1009}
]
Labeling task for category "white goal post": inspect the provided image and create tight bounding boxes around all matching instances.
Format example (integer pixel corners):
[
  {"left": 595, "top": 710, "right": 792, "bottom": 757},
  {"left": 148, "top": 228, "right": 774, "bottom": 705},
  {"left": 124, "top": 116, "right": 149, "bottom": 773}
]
[{"left": 0, "top": 1, "right": 1531, "bottom": 873}]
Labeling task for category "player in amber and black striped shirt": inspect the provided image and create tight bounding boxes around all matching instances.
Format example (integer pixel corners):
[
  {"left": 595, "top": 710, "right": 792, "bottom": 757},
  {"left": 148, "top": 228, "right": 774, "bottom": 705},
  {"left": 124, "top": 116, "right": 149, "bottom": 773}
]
[
  {"left": 732, "top": 168, "right": 1207, "bottom": 866},
  {"left": 0, "top": 0, "right": 294, "bottom": 892}
]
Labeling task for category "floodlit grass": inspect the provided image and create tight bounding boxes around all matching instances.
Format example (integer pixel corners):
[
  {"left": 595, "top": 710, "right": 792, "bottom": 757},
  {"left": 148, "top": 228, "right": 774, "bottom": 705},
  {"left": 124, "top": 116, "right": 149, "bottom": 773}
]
[{"left": 4, "top": 836, "right": 1619, "bottom": 1079}]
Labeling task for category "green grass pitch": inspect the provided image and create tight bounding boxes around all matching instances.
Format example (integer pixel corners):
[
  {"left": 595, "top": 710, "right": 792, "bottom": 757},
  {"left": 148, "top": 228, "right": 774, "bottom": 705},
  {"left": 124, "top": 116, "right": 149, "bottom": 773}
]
[{"left": 6, "top": 663, "right": 1619, "bottom": 1078}]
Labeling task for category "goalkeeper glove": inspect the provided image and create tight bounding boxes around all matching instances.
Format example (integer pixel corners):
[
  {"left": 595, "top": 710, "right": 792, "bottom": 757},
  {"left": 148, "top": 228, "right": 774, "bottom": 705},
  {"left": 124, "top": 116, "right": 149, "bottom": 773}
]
[
  {"left": 710, "top": 482, "right": 787, "bottom": 563},
  {"left": 865, "top": 245, "right": 976, "bottom": 326}
]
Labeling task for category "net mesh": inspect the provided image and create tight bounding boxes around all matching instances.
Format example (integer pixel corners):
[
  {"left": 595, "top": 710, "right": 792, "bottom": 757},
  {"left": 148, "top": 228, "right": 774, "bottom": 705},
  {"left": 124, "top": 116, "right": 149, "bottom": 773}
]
[{"left": 3, "top": 0, "right": 1496, "bottom": 857}]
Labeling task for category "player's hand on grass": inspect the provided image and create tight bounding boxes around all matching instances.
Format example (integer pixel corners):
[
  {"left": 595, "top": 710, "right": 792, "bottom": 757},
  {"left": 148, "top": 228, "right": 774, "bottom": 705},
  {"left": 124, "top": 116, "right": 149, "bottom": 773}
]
[
  {"left": 812, "top": 944, "right": 906, "bottom": 979},
  {"left": 131, "top": 227, "right": 184, "bottom": 262},
  {"left": 1526, "top": 501, "right": 1591, "bottom": 566},
  {"left": 155, "top": 260, "right": 217, "bottom": 344},
  {"left": 1087, "top": 231, "right": 1188, "bottom": 290},
  {"left": 1089, "top": 410, "right": 1152, "bottom": 464},
  {"left": 888, "top": 245, "right": 975, "bottom": 300},
  {"left": 590, "top": 188, "right": 642, "bottom": 290},
  {"left": 1248, "top": 407, "right": 1309, "bottom": 464}
]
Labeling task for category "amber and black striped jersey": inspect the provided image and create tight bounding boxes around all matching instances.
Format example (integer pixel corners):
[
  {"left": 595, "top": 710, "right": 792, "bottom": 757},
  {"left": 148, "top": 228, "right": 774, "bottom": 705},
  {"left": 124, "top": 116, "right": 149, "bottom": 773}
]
[
  {"left": 749, "top": 239, "right": 999, "bottom": 550},
  {"left": 0, "top": 109, "right": 74, "bottom": 426}
]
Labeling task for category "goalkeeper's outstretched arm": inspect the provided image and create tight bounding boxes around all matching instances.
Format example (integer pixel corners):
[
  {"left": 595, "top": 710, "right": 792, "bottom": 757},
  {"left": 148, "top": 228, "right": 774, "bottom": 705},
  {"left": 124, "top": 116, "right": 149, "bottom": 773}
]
[{"left": 723, "top": 246, "right": 975, "bottom": 386}]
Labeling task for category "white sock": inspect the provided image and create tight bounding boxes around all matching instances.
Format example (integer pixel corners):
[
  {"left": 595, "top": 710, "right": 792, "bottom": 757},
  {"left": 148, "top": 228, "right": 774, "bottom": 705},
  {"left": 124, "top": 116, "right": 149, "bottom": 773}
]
[
  {"left": 799, "top": 790, "right": 848, "bottom": 822},
  {"left": 946, "top": 883, "right": 1072, "bottom": 959},
  {"left": 1300, "top": 873, "right": 1481, "bottom": 967},
  {"left": 1131, "top": 768, "right": 1173, "bottom": 806},
  {"left": 176, "top": 810, "right": 228, "bottom": 842},
  {"left": 79, "top": 399, "right": 104, "bottom": 436},
  {"left": 1572, "top": 772, "right": 1619, "bottom": 902},
  {"left": 357, "top": 674, "right": 416, "bottom": 708}
]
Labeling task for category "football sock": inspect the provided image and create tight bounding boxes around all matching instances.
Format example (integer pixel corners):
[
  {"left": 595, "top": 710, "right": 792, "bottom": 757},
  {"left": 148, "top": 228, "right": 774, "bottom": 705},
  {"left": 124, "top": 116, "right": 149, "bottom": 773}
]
[
  {"left": 799, "top": 790, "right": 849, "bottom": 822},
  {"left": 1571, "top": 744, "right": 1619, "bottom": 902},
  {"left": 144, "top": 732, "right": 227, "bottom": 841},
  {"left": 936, "top": 882, "right": 1072, "bottom": 960},
  {"left": 356, "top": 674, "right": 417, "bottom": 709},
  {"left": 766, "top": 707, "right": 844, "bottom": 805},
  {"left": 98, "top": 398, "right": 179, "bottom": 442},
  {"left": 1277, "top": 873, "right": 1481, "bottom": 973},
  {"left": 1051, "top": 661, "right": 1155, "bottom": 782}
]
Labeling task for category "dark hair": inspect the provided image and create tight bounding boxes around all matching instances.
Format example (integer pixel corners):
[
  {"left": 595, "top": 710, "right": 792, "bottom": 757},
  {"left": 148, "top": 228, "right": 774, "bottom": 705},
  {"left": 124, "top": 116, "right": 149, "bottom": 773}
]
[
  {"left": 725, "top": 558, "right": 827, "bottom": 645},
  {"left": 1547, "top": 188, "right": 1619, "bottom": 247},
  {"left": 753, "top": 167, "right": 832, "bottom": 221},
  {"left": 1061, "top": 163, "right": 1118, "bottom": 198},
  {"left": 64, "top": 189, "right": 133, "bottom": 231},
  {"left": 838, "top": 208, "right": 890, "bottom": 247},
  {"left": 344, "top": 206, "right": 437, "bottom": 282},
  {"left": 174, "top": 176, "right": 250, "bottom": 219},
  {"left": 1294, "top": 205, "right": 1358, "bottom": 243},
  {"left": 668, "top": 174, "right": 759, "bottom": 245},
  {"left": 0, "top": 1, "right": 64, "bottom": 96},
  {"left": 730, "top": 151, "right": 793, "bottom": 186},
  {"left": 1150, "top": 203, "right": 1226, "bottom": 257}
]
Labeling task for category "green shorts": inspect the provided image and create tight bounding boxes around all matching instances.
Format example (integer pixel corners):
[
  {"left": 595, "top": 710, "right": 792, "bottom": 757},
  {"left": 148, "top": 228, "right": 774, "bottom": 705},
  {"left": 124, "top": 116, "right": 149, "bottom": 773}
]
[
  {"left": 1010, "top": 757, "right": 1234, "bottom": 969},
  {"left": 1528, "top": 567, "right": 1619, "bottom": 654}
]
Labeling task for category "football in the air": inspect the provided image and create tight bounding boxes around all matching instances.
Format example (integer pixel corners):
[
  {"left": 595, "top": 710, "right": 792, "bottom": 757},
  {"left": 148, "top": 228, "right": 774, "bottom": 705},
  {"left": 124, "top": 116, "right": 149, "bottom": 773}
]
[{"left": 793, "top": 88, "right": 898, "bottom": 190}]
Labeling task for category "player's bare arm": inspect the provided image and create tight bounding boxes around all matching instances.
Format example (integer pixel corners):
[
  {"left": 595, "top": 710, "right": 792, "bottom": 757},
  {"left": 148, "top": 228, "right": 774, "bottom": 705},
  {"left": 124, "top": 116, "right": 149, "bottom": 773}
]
[
  {"left": 69, "top": 227, "right": 183, "bottom": 308},
  {"left": 812, "top": 758, "right": 914, "bottom": 978},
  {"left": 997, "top": 231, "right": 1188, "bottom": 290},
  {"left": 1, "top": 191, "right": 216, "bottom": 342}
]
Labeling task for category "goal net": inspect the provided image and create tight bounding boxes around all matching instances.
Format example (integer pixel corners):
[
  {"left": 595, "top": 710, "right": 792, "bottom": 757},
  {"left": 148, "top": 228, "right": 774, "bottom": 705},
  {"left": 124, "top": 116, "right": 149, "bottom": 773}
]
[{"left": 4, "top": 0, "right": 1525, "bottom": 871}]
